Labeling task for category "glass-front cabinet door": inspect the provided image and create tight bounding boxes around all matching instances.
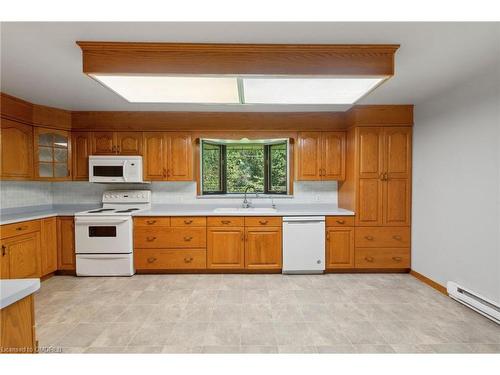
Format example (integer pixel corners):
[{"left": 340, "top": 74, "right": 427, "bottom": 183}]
[{"left": 35, "top": 128, "right": 71, "bottom": 180}]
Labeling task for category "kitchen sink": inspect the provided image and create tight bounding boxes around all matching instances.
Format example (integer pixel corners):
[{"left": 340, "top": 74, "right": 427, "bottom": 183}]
[{"left": 213, "top": 207, "right": 278, "bottom": 214}]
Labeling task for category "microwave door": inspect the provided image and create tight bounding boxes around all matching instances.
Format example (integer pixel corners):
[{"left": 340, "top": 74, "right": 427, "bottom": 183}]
[{"left": 122, "top": 160, "right": 129, "bottom": 182}]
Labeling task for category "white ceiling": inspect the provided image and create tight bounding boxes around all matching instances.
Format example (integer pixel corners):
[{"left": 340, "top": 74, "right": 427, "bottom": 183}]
[{"left": 1, "top": 22, "right": 499, "bottom": 112}]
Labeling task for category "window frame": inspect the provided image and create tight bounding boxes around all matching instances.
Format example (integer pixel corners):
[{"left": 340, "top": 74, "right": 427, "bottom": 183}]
[{"left": 200, "top": 138, "right": 290, "bottom": 196}]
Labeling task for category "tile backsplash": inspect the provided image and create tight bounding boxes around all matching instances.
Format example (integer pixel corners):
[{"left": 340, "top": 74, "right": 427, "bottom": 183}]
[{"left": 1, "top": 180, "right": 338, "bottom": 209}]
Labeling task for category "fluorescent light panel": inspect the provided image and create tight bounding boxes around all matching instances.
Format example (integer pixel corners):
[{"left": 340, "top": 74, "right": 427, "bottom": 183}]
[
  {"left": 91, "top": 75, "right": 240, "bottom": 103},
  {"left": 242, "top": 77, "right": 385, "bottom": 104},
  {"left": 91, "top": 75, "right": 385, "bottom": 105}
]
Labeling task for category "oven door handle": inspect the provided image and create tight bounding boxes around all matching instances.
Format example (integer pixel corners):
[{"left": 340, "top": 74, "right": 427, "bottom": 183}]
[{"left": 75, "top": 217, "right": 130, "bottom": 225}]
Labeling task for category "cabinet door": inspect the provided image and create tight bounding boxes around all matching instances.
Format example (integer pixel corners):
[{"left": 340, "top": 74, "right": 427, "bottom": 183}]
[
  {"left": 358, "top": 127, "right": 383, "bottom": 178},
  {"left": 296, "top": 132, "right": 322, "bottom": 180},
  {"left": 0, "top": 119, "right": 33, "bottom": 179},
  {"left": 383, "top": 127, "right": 412, "bottom": 226},
  {"left": 143, "top": 132, "right": 167, "bottom": 181},
  {"left": 116, "top": 132, "right": 143, "bottom": 155},
  {"left": 326, "top": 227, "right": 354, "bottom": 269},
  {"left": 40, "top": 217, "right": 57, "bottom": 276},
  {"left": 0, "top": 295, "right": 36, "bottom": 353},
  {"left": 245, "top": 227, "right": 282, "bottom": 270},
  {"left": 167, "top": 132, "right": 193, "bottom": 181},
  {"left": 207, "top": 228, "right": 245, "bottom": 269},
  {"left": 92, "top": 132, "right": 116, "bottom": 154},
  {"left": 322, "top": 131, "right": 345, "bottom": 180},
  {"left": 72, "top": 132, "right": 91, "bottom": 180},
  {"left": 5, "top": 233, "right": 40, "bottom": 279},
  {"left": 34, "top": 127, "right": 71, "bottom": 180},
  {"left": 357, "top": 178, "right": 383, "bottom": 226},
  {"left": 57, "top": 217, "right": 75, "bottom": 270}
]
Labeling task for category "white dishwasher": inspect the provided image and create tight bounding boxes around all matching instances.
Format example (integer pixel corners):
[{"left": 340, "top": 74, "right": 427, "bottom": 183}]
[{"left": 282, "top": 216, "right": 325, "bottom": 274}]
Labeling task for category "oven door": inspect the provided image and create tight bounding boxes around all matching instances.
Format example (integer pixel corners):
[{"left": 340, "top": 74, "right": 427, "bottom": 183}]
[{"left": 75, "top": 216, "right": 132, "bottom": 254}]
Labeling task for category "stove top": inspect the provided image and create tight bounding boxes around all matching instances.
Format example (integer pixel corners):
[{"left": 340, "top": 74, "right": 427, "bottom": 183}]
[{"left": 75, "top": 190, "right": 151, "bottom": 217}]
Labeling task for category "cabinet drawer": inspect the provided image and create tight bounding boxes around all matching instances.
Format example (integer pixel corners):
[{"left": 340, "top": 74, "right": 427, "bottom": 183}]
[
  {"left": 207, "top": 217, "right": 244, "bottom": 227},
  {"left": 1, "top": 220, "right": 41, "bottom": 239},
  {"left": 170, "top": 217, "right": 206, "bottom": 227},
  {"left": 135, "top": 249, "right": 206, "bottom": 269},
  {"left": 326, "top": 216, "right": 354, "bottom": 227},
  {"left": 355, "top": 248, "right": 410, "bottom": 269},
  {"left": 134, "top": 227, "right": 206, "bottom": 248},
  {"left": 134, "top": 217, "right": 171, "bottom": 227},
  {"left": 244, "top": 217, "right": 281, "bottom": 227},
  {"left": 355, "top": 227, "right": 410, "bottom": 248}
]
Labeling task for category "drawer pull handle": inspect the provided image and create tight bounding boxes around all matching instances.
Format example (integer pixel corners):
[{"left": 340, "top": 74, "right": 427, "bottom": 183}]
[
  {"left": 147, "top": 257, "right": 157, "bottom": 263},
  {"left": 364, "top": 236, "right": 374, "bottom": 240},
  {"left": 1, "top": 245, "right": 6, "bottom": 256},
  {"left": 184, "top": 236, "right": 193, "bottom": 241},
  {"left": 184, "top": 257, "right": 194, "bottom": 263},
  {"left": 259, "top": 220, "right": 268, "bottom": 225},
  {"left": 393, "top": 235, "right": 402, "bottom": 241},
  {"left": 146, "top": 220, "right": 157, "bottom": 225},
  {"left": 392, "top": 256, "right": 402, "bottom": 262},
  {"left": 365, "top": 256, "right": 374, "bottom": 262},
  {"left": 184, "top": 220, "right": 193, "bottom": 224},
  {"left": 221, "top": 220, "right": 231, "bottom": 224},
  {"left": 16, "top": 226, "right": 28, "bottom": 231},
  {"left": 336, "top": 220, "right": 345, "bottom": 224},
  {"left": 147, "top": 236, "right": 156, "bottom": 241}
]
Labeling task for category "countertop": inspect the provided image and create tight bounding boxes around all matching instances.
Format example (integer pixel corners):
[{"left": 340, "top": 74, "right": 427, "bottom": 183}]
[
  {"left": 0, "top": 279, "right": 40, "bottom": 309},
  {"left": 1, "top": 203, "right": 354, "bottom": 225}
]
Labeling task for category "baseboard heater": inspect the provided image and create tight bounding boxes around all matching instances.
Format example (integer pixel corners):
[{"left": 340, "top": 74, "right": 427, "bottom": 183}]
[{"left": 447, "top": 282, "right": 500, "bottom": 324}]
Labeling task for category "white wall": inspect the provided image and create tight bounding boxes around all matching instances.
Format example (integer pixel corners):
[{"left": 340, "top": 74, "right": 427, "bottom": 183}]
[{"left": 412, "top": 65, "right": 500, "bottom": 303}]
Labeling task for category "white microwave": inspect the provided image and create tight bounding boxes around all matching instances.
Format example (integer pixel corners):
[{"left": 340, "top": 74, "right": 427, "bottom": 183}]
[{"left": 89, "top": 155, "right": 143, "bottom": 183}]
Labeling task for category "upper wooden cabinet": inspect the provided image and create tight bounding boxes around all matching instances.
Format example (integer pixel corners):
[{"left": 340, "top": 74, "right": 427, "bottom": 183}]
[
  {"left": 34, "top": 127, "right": 71, "bottom": 180},
  {"left": 92, "top": 131, "right": 143, "bottom": 155},
  {"left": 354, "top": 127, "right": 412, "bottom": 226},
  {"left": 72, "top": 131, "right": 91, "bottom": 181},
  {"left": 0, "top": 119, "right": 33, "bottom": 180},
  {"left": 296, "top": 131, "right": 345, "bottom": 181},
  {"left": 143, "top": 132, "right": 193, "bottom": 181}
]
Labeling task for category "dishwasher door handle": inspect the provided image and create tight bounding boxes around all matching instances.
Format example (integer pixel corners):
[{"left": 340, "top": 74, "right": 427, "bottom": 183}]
[{"left": 282, "top": 216, "right": 325, "bottom": 223}]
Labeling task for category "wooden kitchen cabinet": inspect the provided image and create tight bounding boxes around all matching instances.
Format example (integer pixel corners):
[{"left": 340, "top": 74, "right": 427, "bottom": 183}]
[
  {"left": 0, "top": 294, "right": 36, "bottom": 353},
  {"left": 92, "top": 131, "right": 143, "bottom": 155},
  {"left": 0, "top": 119, "right": 33, "bottom": 180},
  {"left": 143, "top": 132, "right": 193, "bottom": 181},
  {"left": 296, "top": 131, "right": 345, "bottom": 181},
  {"left": 245, "top": 227, "right": 282, "bottom": 270},
  {"left": 34, "top": 127, "right": 71, "bottom": 180},
  {"left": 0, "top": 232, "right": 40, "bottom": 279},
  {"left": 57, "top": 217, "right": 75, "bottom": 271},
  {"left": 355, "top": 127, "right": 411, "bottom": 227},
  {"left": 207, "top": 227, "right": 245, "bottom": 269},
  {"left": 326, "top": 227, "right": 354, "bottom": 269},
  {"left": 72, "top": 131, "right": 91, "bottom": 180},
  {"left": 40, "top": 217, "right": 57, "bottom": 276}
]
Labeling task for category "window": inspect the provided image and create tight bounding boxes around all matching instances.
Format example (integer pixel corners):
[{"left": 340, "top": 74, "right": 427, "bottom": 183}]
[{"left": 201, "top": 139, "right": 289, "bottom": 195}]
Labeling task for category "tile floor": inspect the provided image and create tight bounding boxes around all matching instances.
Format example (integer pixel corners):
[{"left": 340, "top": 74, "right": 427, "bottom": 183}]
[{"left": 34, "top": 274, "right": 500, "bottom": 353}]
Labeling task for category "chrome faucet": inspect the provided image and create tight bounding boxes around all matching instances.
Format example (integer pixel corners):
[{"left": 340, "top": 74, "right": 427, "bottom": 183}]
[{"left": 242, "top": 186, "right": 252, "bottom": 208}]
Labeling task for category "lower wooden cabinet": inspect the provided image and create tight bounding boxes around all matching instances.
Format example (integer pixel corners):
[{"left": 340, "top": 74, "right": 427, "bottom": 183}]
[
  {"left": 0, "top": 232, "right": 40, "bottom": 279},
  {"left": 245, "top": 227, "right": 282, "bottom": 269},
  {"left": 40, "top": 217, "right": 57, "bottom": 276},
  {"left": 0, "top": 295, "right": 36, "bottom": 353},
  {"left": 355, "top": 248, "right": 410, "bottom": 268},
  {"left": 135, "top": 249, "right": 206, "bottom": 270},
  {"left": 326, "top": 227, "right": 354, "bottom": 269},
  {"left": 57, "top": 217, "right": 75, "bottom": 271},
  {"left": 207, "top": 227, "right": 245, "bottom": 269}
]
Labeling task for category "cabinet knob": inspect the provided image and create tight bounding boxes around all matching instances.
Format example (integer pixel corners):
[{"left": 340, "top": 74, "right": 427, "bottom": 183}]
[
  {"left": 1, "top": 245, "right": 6, "bottom": 256},
  {"left": 184, "top": 257, "right": 194, "bottom": 263},
  {"left": 221, "top": 220, "right": 231, "bottom": 224},
  {"left": 184, "top": 236, "right": 193, "bottom": 241},
  {"left": 147, "top": 257, "right": 157, "bottom": 263},
  {"left": 392, "top": 235, "right": 402, "bottom": 241},
  {"left": 146, "top": 220, "right": 156, "bottom": 225},
  {"left": 259, "top": 220, "right": 268, "bottom": 225},
  {"left": 16, "top": 226, "right": 27, "bottom": 231},
  {"left": 392, "top": 256, "right": 402, "bottom": 262},
  {"left": 184, "top": 220, "right": 193, "bottom": 224},
  {"left": 364, "top": 235, "right": 374, "bottom": 241},
  {"left": 365, "top": 256, "right": 374, "bottom": 262},
  {"left": 147, "top": 236, "right": 156, "bottom": 241},
  {"left": 336, "top": 219, "right": 345, "bottom": 224}
]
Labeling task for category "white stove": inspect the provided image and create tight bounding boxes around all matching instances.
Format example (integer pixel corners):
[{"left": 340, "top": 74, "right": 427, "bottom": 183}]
[{"left": 74, "top": 190, "right": 151, "bottom": 276}]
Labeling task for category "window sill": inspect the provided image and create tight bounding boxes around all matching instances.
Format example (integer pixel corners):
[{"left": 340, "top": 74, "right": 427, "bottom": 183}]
[{"left": 196, "top": 194, "right": 294, "bottom": 199}]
